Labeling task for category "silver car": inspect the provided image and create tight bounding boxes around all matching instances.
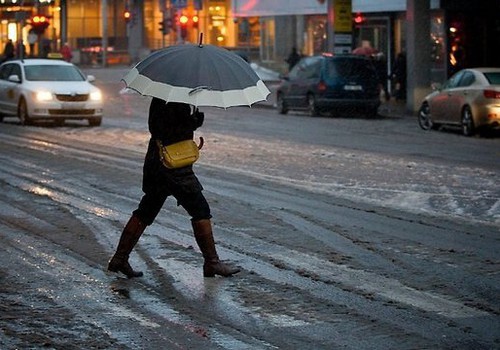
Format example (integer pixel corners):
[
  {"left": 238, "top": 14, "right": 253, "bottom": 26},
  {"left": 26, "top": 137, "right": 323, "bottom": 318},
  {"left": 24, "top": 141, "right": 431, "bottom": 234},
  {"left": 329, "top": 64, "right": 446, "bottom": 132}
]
[
  {"left": 0, "top": 59, "right": 103, "bottom": 126},
  {"left": 418, "top": 68, "right": 500, "bottom": 136}
]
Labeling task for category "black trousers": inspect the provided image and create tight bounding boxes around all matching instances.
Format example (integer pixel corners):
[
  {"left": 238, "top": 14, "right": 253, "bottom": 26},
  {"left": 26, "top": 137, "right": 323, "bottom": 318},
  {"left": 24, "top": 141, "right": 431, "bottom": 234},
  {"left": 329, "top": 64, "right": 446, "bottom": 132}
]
[{"left": 133, "top": 189, "right": 211, "bottom": 226}]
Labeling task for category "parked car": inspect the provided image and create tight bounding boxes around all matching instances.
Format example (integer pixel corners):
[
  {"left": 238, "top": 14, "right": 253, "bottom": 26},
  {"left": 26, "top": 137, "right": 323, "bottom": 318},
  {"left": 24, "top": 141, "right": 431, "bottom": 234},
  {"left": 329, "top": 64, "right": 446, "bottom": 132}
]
[
  {"left": 276, "top": 54, "right": 381, "bottom": 117},
  {"left": 0, "top": 59, "right": 103, "bottom": 126},
  {"left": 418, "top": 68, "right": 500, "bottom": 136}
]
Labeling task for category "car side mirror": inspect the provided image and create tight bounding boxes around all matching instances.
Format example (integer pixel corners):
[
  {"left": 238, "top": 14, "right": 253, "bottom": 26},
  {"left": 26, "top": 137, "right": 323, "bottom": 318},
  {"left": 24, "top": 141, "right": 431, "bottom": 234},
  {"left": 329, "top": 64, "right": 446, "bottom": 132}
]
[
  {"left": 8, "top": 74, "right": 21, "bottom": 83},
  {"left": 431, "top": 82, "right": 442, "bottom": 91},
  {"left": 87, "top": 75, "right": 96, "bottom": 82}
]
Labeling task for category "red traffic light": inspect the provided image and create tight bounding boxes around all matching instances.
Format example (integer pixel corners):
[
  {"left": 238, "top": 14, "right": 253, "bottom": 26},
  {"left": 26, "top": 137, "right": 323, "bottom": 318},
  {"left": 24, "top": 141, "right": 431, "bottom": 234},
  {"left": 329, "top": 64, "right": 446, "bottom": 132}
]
[
  {"left": 179, "top": 15, "right": 188, "bottom": 25},
  {"left": 30, "top": 15, "right": 50, "bottom": 34},
  {"left": 354, "top": 13, "right": 364, "bottom": 24},
  {"left": 32, "top": 15, "right": 48, "bottom": 24},
  {"left": 124, "top": 10, "right": 131, "bottom": 22}
]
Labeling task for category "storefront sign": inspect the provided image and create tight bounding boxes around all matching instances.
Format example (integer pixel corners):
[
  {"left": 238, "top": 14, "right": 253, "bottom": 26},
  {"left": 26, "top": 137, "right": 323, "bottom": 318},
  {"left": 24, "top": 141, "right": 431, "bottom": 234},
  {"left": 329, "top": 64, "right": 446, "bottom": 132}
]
[
  {"left": 335, "top": 33, "right": 352, "bottom": 44},
  {"left": 334, "top": 0, "right": 352, "bottom": 33}
]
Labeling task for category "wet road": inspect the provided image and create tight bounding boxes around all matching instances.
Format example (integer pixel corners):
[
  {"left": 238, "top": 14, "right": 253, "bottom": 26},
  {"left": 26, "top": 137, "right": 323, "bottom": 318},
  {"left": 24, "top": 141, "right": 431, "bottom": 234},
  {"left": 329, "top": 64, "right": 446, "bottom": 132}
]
[{"left": 0, "top": 68, "right": 499, "bottom": 349}]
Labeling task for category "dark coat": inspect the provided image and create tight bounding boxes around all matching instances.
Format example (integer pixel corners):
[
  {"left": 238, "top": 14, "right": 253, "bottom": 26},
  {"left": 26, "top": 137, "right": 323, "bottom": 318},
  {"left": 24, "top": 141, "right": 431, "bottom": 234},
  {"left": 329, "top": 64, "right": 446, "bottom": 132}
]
[
  {"left": 142, "top": 98, "right": 204, "bottom": 195},
  {"left": 3, "top": 41, "right": 14, "bottom": 61}
]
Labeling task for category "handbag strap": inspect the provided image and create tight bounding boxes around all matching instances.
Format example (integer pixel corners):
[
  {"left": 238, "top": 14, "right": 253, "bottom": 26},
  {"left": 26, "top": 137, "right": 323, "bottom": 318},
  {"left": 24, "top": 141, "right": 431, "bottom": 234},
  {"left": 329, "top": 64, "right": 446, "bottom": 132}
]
[{"left": 197, "top": 137, "right": 204, "bottom": 150}]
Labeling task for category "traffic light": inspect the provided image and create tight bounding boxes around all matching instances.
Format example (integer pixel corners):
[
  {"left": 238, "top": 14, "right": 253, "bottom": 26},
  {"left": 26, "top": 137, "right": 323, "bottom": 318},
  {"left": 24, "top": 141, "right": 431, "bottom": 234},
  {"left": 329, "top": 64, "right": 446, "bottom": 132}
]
[
  {"left": 166, "top": 16, "right": 173, "bottom": 30},
  {"left": 179, "top": 15, "right": 188, "bottom": 38},
  {"left": 353, "top": 13, "right": 364, "bottom": 24},
  {"left": 124, "top": 10, "right": 131, "bottom": 23},
  {"left": 192, "top": 15, "right": 199, "bottom": 29},
  {"left": 30, "top": 15, "right": 50, "bottom": 35},
  {"left": 159, "top": 19, "right": 169, "bottom": 35}
]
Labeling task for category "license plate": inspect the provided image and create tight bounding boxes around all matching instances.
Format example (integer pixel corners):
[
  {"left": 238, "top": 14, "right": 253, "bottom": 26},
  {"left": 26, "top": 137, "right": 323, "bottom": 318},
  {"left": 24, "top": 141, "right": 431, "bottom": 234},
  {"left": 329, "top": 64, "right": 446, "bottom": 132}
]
[
  {"left": 62, "top": 102, "right": 85, "bottom": 108},
  {"left": 344, "top": 85, "right": 362, "bottom": 91}
]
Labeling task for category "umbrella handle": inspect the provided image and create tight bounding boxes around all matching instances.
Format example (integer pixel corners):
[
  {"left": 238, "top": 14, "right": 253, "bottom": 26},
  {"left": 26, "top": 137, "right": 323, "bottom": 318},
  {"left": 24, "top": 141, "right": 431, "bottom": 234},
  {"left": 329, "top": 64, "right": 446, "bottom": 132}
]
[{"left": 189, "top": 86, "right": 212, "bottom": 95}]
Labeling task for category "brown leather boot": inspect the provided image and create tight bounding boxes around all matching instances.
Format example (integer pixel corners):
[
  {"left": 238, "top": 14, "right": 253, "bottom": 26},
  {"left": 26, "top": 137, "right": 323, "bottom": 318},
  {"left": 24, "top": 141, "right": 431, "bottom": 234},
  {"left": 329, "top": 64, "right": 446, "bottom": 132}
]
[
  {"left": 192, "top": 219, "right": 240, "bottom": 277},
  {"left": 108, "top": 215, "right": 146, "bottom": 278}
]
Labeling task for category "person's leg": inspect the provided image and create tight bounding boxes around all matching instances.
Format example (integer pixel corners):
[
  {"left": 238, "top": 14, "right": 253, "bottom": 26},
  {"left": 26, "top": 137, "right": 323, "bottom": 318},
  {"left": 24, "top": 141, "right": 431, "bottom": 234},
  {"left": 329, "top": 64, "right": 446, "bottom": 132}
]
[
  {"left": 178, "top": 191, "right": 240, "bottom": 277},
  {"left": 108, "top": 191, "right": 168, "bottom": 278}
]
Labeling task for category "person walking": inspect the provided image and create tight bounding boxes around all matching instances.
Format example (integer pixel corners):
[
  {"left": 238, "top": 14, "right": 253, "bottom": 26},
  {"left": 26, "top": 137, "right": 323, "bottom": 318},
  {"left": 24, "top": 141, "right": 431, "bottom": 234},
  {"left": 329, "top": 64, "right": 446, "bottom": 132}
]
[
  {"left": 2, "top": 39, "right": 14, "bottom": 62},
  {"left": 16, "top": 40, "right": 26, "bottom": 59},
  {"left": 391, "top": 52, "right": 407, "bottom": 101},
  {"left": 60, "top": 42, "right": 73, "bottom": 62},
  {"left": 285, "top": 47, "right": 301, "bottom": 71},
  {"left": 108, "top": 98, "right": 240, "bottom": 278}
]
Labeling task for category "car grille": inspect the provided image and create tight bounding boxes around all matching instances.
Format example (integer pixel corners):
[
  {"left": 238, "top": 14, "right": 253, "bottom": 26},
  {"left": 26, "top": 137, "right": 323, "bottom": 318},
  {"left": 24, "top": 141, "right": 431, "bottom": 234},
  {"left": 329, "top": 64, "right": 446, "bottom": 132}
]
[
  {"left": 48, "top": 109, "right": 95, "bottom": 115},
  {"left": 56, "top": 94, "right": 89, "bottom": 102}
]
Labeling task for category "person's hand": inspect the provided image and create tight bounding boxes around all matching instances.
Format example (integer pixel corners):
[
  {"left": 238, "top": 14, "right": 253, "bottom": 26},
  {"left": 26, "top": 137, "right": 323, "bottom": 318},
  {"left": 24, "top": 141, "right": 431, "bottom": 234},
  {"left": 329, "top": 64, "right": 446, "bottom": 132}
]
[{"left": 193, "top": 108, "right": 204, "bottom": 128}]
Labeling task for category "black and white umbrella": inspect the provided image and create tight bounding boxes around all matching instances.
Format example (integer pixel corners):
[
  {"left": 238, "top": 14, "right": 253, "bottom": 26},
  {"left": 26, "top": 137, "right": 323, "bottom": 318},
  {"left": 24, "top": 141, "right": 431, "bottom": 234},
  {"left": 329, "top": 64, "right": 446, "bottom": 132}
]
[{"left": 122, "top": 36, "right": 270, "bottom": 108}]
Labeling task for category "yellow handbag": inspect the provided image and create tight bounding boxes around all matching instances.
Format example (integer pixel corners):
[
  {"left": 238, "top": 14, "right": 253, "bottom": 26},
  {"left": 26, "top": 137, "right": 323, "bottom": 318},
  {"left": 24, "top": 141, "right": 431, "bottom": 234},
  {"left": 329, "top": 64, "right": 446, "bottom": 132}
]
[{"left": 156, "top": 137, "right": 204, "bottom": 169}]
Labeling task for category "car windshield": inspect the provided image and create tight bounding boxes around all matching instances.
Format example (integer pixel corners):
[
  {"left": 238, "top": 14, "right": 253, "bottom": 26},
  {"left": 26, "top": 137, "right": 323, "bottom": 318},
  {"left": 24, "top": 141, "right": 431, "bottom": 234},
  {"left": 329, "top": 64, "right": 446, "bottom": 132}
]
[
  {"left": 24, "top": 65, "right": 85, "bottom": 82},
  {"left": 484, "top": 72, "right": 500, "bottom": 85}
]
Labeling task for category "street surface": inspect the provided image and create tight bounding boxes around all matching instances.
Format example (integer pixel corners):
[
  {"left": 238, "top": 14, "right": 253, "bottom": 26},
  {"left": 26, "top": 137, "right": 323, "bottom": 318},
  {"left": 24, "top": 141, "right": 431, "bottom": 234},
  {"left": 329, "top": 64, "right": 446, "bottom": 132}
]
[{"left": 0, "top": 67, "right": 499, "bottom": 349}]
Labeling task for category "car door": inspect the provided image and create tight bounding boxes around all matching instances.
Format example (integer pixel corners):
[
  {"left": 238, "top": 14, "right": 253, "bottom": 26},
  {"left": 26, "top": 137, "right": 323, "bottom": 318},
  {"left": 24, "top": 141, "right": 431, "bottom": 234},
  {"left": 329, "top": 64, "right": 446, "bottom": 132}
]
[
  {"left": 4, "top": 63, "right": 22, "bottom": 114},
  {"left": 446, "top": 71, "right": 475, "bottom": 124},
  {"left": 0, "top": 63, "right": 15, "bottom": 113},
  {"left": 281, "top": 61, "right": 302, "bottom": 107},
  {"left": 287, "top": 57, "right": 321, "bottom": 107},
  {"left": 429, "top": 71, "right": 463, "bottom": 123}
]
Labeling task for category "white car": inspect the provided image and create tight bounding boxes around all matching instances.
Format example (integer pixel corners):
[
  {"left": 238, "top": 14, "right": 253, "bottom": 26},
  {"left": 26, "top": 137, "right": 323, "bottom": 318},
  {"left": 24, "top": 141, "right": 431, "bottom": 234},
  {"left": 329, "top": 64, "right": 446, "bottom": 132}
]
[
  {"left": 0, "top": 59, "right": 103, "bottom": 126},
  {"left": 418, "top": 68, "right": 500, "bottom": 136}
]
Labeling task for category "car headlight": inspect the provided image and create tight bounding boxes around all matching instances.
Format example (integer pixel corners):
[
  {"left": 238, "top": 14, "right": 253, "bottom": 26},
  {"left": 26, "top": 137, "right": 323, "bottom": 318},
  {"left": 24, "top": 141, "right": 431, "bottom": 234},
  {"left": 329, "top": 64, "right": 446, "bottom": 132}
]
[
  {"left": 90, "top": 90, "right": 102, "bottom": 101},
  {"left": 35, "top": 91, "right": 53, "bottom": 101}
]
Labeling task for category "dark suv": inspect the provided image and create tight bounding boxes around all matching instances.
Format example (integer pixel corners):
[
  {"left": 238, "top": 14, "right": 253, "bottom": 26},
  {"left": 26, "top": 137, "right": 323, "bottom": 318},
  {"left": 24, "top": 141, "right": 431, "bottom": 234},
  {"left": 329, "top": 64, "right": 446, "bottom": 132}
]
[{"left": 277, "top": 54, "right": 381, "bottom": 117}]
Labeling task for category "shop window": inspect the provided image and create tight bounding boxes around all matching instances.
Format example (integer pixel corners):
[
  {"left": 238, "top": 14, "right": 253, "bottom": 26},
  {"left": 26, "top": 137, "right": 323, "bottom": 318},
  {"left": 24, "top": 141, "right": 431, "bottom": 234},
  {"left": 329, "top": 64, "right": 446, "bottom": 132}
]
[
  {"left": 306, "top": 16, "right": 327, "bottom": 56},
  {"left": 430, "top": 12, "right": 446, "bottom": 84},
  {"left": 208, "top": 3, "right": 227, "bottom": 45},
  {"left": 236, "top": 17, "right": 260, "bottom": 48}
]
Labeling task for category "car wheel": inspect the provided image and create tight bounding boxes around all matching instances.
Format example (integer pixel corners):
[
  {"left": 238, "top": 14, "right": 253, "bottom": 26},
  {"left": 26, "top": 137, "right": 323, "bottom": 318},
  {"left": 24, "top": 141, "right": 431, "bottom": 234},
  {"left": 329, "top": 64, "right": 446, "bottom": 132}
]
[
  {"left": 418, "top": 102, "right": 433, "bottom": 130},
  {"left": 461, "top": 106, "right": 475, "bottom": 136},
  {"left": 277, "top": 93, "right": 288, "bottom": 114},
  {"left": 307, "top": 94, "right": 319, "bottom": 117},
  {"left": 18, "top": 98, "right": 31, "bottom": 126},
  {"left": 88, "top": 117, "right": 102, "bottom": 127}
]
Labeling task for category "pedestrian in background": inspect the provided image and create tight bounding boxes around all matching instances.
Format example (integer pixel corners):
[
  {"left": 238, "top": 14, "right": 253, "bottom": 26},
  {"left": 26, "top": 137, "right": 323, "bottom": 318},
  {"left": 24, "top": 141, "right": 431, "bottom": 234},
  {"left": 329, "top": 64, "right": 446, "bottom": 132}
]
[
  {"left": 391, "top": 52, "right": 407, "bottom": 101},
  {"left": 16, "top": 40, "right": 26, "bottom": 60},
  {"left": 108, "top": 98, "right": 240, "bottom": 279},
  {"left": 2, "top": 39, "right": 14, "bottom": 62},
  {"left": 372, "top": 52, "right": 390, "bottom": 101},
  {"left": 60, "top": 42, "right": 73, "bottom": 62},
  {"left": 285, "top": 47, "right": 301, "bottom": 71}
]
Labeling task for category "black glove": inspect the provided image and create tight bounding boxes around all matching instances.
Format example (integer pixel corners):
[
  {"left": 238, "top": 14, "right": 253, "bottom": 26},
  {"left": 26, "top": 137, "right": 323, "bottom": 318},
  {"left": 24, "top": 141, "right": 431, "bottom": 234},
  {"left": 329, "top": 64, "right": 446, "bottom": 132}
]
[{"left": 192, "top": 108, "right": 204, "bottom": 128}]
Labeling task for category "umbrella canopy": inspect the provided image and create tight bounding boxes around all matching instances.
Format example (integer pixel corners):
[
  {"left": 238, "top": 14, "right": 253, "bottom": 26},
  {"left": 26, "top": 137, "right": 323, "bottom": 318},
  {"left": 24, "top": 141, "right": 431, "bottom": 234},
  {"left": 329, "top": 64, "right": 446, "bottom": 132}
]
[{"left": 122, "top": 40, "right": 270, "bottom": 108}]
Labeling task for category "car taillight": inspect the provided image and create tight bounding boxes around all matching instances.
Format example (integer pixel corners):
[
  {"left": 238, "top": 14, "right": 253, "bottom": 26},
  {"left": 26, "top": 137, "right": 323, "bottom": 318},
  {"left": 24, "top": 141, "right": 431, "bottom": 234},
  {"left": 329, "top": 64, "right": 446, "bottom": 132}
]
[
  {"left": 483, "top": 90, "right": 500, "bottom": 99},
  {"left": 317, "top": 81, "right": 327, "bottom": 92}
]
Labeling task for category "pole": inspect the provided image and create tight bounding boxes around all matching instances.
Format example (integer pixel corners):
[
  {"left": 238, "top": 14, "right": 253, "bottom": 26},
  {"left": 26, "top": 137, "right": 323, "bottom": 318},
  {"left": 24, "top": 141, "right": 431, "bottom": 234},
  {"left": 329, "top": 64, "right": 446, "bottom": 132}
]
[
  {"left": 60, "top": 0, "right": 68, "bottom": 45},
  {"left": 327, "top": 0, "right": 335, "bottom": 52},
  {"left": 101, "top": 0, "right": 108, "bottom": 67}
]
